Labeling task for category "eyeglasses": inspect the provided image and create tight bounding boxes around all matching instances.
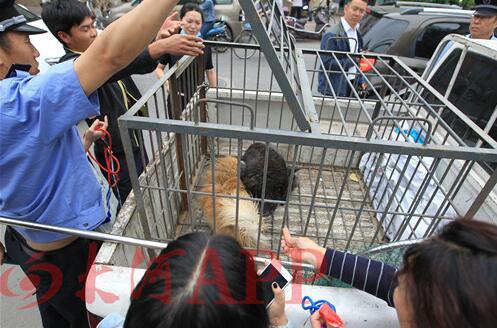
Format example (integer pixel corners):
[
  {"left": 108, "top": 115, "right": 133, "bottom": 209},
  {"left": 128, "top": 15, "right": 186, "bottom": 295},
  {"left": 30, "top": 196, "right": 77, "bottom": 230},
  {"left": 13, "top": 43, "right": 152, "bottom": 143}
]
[{"left": 0, "top": 15, "right": 27, "bottom": 33}]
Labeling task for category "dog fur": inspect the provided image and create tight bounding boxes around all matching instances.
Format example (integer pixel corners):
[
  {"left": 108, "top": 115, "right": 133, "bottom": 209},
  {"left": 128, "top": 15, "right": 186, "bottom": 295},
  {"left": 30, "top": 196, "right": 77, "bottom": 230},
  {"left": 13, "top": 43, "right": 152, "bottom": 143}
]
[
  {"left": 199, "top": 156, "right": 266, "bottom": 247},
  {"left": 241, "top": 143, "right": 298, "bottom": 215}
]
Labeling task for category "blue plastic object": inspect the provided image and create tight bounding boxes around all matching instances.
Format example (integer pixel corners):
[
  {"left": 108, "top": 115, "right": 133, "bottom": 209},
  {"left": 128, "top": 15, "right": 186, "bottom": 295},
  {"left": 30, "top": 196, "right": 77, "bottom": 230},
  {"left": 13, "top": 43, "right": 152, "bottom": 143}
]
[
  {"left": 394, "top": 127, "right": 425, "bottom": 144},
  {"left": 301, "top": 295, "right": 337, "bottom": 315}
]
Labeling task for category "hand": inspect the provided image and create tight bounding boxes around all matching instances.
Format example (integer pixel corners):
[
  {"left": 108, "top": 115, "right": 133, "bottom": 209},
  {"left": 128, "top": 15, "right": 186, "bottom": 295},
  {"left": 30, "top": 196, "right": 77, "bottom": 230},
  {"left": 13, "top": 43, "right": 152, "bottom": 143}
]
[
  {"left": 310, "top": 309, "right": 345, "bottom": 328},
  {"left": 83, "top": 116, "right": 109, "bottom": 152},
  {"left": 156, "top": 11, "right": 182, "bottom": 40},
  {"left": 155, "top": 65, "right": 165, "bottom": 80},
  {"left": 360, "top": 82, "right": 368, "bottom": 90},
  {"left": 150, "top": 34, "right": 205, "bottom": 58},
  {"left": 281, "top": 227, "right": 326, "bottom": 270},
  {"left": 267, "top": 282, "right": 288, "bottom": 326},
  {"left": 0, "top": 242, "right": 5, "bottom": 265},
  {"left": 310, "top": 311, "right": 328, "bottom": 328}
]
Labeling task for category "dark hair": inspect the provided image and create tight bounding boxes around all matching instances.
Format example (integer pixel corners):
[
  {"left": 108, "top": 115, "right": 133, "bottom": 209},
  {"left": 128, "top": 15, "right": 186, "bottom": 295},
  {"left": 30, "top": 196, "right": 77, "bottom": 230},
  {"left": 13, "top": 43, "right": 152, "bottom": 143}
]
[
  {"left": 180, "top": 2, "right": 204, "bottom": 21},
  {"left": 124, "top": 232, "right": 269, "bottom": 328},
  {"left": 398, "top": 219, "right": 497, "bottom": 328},
  {"left": 41, "top": 0, "right": 93, "bottom": 46},
  {"left": 241, "top": 143, "right": 298, "bottom": 215}
]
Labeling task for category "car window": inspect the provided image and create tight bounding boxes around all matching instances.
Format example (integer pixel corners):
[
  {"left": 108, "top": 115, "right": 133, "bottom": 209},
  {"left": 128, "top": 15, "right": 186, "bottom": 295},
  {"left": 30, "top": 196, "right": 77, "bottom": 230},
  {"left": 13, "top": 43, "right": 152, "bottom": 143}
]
[
  {"left": 15, "top": 4, "right": 40, "bottom": 22},
  {"left": 359, "top": 13, "right": 381, "bottom": 34},
  {"left": 429, "top": 49, "right": 497, "bottom": 167},
  {"left": 362, "top": 17, "right": 408, "bottom": 53},
  {"left": 415, "top": 22, "right": 469, "bottom": 59}
]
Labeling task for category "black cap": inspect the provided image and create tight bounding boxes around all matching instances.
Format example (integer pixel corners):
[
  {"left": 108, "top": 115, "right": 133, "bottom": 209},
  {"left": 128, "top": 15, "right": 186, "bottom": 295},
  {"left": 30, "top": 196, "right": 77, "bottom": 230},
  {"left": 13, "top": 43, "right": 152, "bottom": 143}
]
[
  {"left": 0, "top": 0, "right": 46, "bottom": 34},
  {"left": 474, "top": 0, "right": 497, "bottom": 16}
]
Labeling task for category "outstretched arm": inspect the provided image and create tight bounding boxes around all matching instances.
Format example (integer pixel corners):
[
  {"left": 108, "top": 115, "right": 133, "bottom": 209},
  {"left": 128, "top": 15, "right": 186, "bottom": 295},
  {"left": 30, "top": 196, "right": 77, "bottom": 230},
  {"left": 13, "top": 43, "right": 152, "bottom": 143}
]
[
  {"left": 281, "top": 228, "right": 397, "bottom": 307},
  {"left": 75, "top": 0, "right": 179, "bottom": 96},
  {"left": 107, "top": 34, "right": 204, "bottom": 83}
]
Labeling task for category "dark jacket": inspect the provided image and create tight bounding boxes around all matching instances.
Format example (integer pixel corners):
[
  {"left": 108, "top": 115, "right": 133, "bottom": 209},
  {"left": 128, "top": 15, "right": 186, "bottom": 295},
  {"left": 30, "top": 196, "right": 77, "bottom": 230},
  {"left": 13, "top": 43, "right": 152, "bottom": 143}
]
[
  {"left": 318, "top": 21, "right": 364, "bottom": 97},
  {"left": 59, "top": 49, "right": 157, "bottom": 154}
]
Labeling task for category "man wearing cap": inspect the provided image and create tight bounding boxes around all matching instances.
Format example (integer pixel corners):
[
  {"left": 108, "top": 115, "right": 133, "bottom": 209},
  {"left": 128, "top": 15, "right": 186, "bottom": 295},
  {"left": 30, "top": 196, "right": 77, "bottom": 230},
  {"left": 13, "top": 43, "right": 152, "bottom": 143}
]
[
  {"left": 470, "top": 0, "right": 497, "bottom": 40},
  {"left": 0, "top": 0, "right": 183, "bottom": 326},
  {"left": 436, "top": 0, "right": 497, "bottom": 60}
]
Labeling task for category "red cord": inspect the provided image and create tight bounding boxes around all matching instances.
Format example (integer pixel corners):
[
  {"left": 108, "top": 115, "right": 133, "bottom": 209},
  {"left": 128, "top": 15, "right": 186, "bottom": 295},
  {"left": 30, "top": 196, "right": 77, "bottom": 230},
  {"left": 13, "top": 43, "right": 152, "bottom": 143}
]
[{"left": 87, "top": 128, "right": 121, "bottom": 188}]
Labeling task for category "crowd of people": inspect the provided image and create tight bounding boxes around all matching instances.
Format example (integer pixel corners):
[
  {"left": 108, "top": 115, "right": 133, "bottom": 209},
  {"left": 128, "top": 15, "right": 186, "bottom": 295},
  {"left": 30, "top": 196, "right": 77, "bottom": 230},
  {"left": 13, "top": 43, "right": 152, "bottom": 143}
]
[
  {"left": 1, "top": 0, "right": 497, "bottom": 327},
  {"left": 318, "top": 0, "right": 497, "bottom": 97},
  {"left": 0, "top": 0, "right": 210, "bottom": 326}
]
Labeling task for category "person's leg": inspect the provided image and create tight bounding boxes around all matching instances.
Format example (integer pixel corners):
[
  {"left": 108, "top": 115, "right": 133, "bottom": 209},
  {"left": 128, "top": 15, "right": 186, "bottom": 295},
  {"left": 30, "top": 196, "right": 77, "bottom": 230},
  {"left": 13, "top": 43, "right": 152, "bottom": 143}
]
[
  {"left": 296, "top": 7, "right": 302, "bottom": 19},
  {"left": 115, "top": 152, "right": 132, "bottom": 202},
  {"left": 4, "top": 228, "right": 69, "bottom": 327},
  {"left": 345, "top": 82, "right": 352, "bottom": 97},
  {"left": 290, "top": 6, "right": 296, "bottom": 17},
  {"left": 115, "top": 148, "right": 146, "bottom": 202},
  {"left": 37, "top": 301, "right": 68, "bottom": 328},
  {"left": 5, "top": 228, "right": 100, "bottom": 328},
  {"left": 43, "top": 239, "right": 101, "bottom": 328}
]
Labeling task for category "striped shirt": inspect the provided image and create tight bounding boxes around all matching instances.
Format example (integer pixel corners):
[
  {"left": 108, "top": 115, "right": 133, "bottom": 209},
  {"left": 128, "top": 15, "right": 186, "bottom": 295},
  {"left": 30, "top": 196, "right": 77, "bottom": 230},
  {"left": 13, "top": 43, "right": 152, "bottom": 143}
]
[{"left": 319, "top": 248, "right": 397, "bottom": 307}]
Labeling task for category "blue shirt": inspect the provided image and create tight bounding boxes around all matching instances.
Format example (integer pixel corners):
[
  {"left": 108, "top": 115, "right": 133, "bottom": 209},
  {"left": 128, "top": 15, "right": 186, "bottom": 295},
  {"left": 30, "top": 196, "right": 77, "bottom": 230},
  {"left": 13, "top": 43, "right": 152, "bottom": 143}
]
[
  {"left": 200, "top": 0, "right": 216, "bottom": 22},
  {"left": 0, "top": 60, "right": 105, "bottom": 243}
]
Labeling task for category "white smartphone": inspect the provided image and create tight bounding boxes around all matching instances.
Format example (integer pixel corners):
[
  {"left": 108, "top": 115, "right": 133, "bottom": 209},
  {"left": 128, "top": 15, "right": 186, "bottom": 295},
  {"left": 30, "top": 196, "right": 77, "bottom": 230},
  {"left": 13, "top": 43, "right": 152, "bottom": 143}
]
[{"left": 257, "top": 260, "right": 293, "bottom": 308}]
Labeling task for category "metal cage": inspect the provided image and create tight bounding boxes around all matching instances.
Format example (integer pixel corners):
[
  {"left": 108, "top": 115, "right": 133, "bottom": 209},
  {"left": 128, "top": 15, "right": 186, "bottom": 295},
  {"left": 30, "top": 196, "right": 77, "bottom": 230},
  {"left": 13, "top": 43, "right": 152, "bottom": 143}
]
[
  {"left": 0, "top": 0, "right": 495, "bottom": 276},
  {"left": 96, "top": 0, "right": 497, "bottom": 270}
]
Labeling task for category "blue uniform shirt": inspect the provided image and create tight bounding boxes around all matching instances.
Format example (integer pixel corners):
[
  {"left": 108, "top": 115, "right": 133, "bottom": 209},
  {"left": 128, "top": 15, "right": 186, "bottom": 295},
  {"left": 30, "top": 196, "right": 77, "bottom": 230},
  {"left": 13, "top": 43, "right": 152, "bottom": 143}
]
[{"left": 0, "top": 60, "right": 106, "bottom": 243}]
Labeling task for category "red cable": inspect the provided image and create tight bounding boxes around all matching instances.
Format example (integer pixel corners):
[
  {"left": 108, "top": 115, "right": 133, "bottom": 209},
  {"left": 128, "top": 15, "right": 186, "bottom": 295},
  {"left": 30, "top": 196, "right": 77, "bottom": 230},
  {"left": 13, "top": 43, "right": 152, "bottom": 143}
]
[{"left": 87, "top": 128, "right": 121, "bottom": 188}]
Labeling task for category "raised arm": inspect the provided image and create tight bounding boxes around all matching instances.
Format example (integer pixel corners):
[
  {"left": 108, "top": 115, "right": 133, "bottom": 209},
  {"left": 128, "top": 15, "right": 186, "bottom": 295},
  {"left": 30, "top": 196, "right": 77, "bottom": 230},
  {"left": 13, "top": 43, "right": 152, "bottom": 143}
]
[
  {"left": 319, "top": 248, "right": 397, "bottom": 307},
  {"left": 75, "top": 0, "right": 178, "bottom": 96},
  {"left": 281, "top": 228, "right": 397, "bottom": 307}
]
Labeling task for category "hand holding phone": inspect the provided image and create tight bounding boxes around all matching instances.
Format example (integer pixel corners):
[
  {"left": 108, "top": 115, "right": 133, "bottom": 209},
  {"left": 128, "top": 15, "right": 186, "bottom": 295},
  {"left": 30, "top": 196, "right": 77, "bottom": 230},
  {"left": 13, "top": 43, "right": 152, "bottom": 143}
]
[
  {"left": 267, "top": 282, "right": 288, "bottom": 326},
  {"left": 258, "top": 260, "right": 292, "bottom": 326},
  {"left": 257, "top": 260, "right": 292, "bottom": 308}
]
